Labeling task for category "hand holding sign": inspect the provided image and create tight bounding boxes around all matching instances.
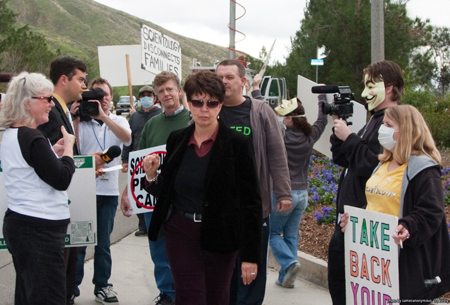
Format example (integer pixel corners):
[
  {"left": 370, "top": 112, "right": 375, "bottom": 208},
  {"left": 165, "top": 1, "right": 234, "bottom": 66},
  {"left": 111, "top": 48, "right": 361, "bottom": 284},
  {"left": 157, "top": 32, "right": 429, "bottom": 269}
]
[{"left": 143, "top": 154, "right": 160, "bottom": 180}]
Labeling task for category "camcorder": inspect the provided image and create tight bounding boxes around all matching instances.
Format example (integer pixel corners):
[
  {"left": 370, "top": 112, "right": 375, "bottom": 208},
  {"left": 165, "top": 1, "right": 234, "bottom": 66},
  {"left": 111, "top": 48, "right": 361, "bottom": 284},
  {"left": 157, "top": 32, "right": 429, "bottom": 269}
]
[
  {"left": 311, "top": 85, "right": 354, "bottom": 124},
  {"left": 73, "top": 88, "right": 105, "bottom": 122}
]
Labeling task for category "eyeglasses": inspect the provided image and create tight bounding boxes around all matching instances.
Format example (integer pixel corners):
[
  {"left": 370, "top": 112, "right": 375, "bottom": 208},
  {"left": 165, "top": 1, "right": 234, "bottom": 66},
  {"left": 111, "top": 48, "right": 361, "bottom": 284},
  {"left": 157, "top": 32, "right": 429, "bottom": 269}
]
[
  {"left": 190, "top": 100, "right": 220, "bottom": 109},
  {"left": 32, "top": 96, "right": 53, "bottom": 103}
]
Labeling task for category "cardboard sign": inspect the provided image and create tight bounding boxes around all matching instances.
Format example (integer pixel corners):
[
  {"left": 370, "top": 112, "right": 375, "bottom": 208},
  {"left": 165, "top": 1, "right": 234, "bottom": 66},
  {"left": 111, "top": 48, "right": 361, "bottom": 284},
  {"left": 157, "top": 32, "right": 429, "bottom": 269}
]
[
  {"left": 98, "top": 45, "right": 156, "bottom": 87},
  {"left": 344, "top": 206, "right": 400, "bottom": 305},
  {"left": 127, "top": 145, "right": 167, "bottom": 214},
  {"left": 141, "top": 24, "right": 182, "bottom": 78},
  {"left": 297, "top": 75, "right": 367, "bottom": 158},
  {"left": 0, "top": 156, "right": 97, "bottom": 250}
]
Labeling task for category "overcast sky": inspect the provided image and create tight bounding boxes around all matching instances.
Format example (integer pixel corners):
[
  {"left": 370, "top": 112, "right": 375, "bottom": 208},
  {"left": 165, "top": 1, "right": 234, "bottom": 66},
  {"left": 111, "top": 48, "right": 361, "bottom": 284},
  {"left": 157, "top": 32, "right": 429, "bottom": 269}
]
[{"left": 94, "top": 0, "right": 450, "bottom": 66}]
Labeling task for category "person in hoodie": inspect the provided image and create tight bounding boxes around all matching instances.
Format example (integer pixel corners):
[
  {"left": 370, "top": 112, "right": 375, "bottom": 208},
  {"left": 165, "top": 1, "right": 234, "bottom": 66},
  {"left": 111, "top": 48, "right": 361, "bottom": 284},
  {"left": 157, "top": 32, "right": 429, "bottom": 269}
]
[
  {"left": 340, "top": 104, "right": 450, "bottom": 303},
  {"left": 328, "top": 60, "right": 404, "bottom": 304},
  {"left": 269, "top": 96, "right": 327, "bottom": 288}
]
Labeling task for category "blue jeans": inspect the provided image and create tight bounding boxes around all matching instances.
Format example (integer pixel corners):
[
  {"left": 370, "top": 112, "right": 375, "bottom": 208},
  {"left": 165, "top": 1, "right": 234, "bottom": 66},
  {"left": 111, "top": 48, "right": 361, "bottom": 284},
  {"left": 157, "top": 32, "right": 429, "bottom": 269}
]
[
  {"left": 3, "top": 210, "right": 68, "bottom": 305},
  {"left": 269, "top": 190, "right": 308, "bottom": 285},
  {"left": 144, "top": 211, "right": 175, "bottom": 300},
  {"left": 75, "top": 195, "right": 118, "bottom": 295}
]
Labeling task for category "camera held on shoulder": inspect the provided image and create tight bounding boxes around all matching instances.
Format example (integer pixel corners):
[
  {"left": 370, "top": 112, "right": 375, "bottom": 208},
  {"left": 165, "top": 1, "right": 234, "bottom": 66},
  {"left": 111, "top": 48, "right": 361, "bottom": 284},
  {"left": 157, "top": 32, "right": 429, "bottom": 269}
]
[{"left": 71, "top": 87, "right": 105, "bottom": 121}]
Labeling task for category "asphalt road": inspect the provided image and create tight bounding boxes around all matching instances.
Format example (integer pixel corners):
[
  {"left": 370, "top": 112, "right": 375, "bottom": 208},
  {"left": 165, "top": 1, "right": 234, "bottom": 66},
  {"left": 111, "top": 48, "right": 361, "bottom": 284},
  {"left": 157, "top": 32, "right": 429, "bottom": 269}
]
[{"left": 0, "top": 127, "right": 139, "bottom": 304}]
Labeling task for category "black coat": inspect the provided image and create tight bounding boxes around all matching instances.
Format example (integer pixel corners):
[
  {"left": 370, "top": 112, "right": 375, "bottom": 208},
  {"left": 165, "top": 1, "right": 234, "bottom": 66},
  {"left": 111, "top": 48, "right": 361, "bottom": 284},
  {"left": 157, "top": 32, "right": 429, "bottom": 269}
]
[
  {"left": 37, "top": 96, "right": 79, "bottom": 155},
  {"left": 147, "top": 121, "right": 262, "bottom": 263},
  {"left": 331, "top": 109, "right": 385, "bottom": 214},
  {"left": 398, "top": 165, "right": 450, "bottom": 301}
]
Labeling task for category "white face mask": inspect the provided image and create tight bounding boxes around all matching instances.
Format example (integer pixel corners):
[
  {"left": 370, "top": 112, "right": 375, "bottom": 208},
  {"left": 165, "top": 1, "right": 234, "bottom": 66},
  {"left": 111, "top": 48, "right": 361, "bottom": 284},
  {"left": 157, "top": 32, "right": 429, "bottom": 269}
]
[{"left": 378, "top": 124, "right": 398, "bottom": 151}]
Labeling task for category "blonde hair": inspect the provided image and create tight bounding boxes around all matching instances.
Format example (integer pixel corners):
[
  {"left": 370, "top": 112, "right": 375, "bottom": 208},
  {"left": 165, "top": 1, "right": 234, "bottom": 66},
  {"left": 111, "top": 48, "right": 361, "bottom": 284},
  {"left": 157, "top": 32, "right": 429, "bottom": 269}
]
[
  {"left": 0, "top": 72, "right": 54, "bottom": 128},
  {"left": 379, "top": 105, "right": 441, "bottom": 164}
]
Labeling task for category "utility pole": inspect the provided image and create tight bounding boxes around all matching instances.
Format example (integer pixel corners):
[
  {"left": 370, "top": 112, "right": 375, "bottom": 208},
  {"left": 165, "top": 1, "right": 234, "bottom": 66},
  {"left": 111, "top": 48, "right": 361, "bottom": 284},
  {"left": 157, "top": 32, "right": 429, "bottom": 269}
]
[
  {"left": 371, "top": 0, "right": 385, "bottom": 63},
  {"left": 229, "top": 0, "right": 236, "bottom": 59}
]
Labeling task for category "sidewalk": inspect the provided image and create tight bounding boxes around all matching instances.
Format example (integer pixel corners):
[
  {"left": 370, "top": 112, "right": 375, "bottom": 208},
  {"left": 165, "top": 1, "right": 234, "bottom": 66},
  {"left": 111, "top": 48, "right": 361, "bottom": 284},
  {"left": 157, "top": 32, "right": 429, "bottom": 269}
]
[{"left": 74, "top": 231, "right": 332, "bottom": 305}]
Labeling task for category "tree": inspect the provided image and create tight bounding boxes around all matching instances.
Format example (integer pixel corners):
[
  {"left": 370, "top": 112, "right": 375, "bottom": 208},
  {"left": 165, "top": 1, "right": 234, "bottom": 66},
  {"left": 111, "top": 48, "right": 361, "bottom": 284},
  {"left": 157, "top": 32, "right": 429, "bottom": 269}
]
[
  {"left": 0, "top": 0, "right": 58, "bottom": 77},
  {"left": 410, "top": 25, "right": 450, "bottom": 94},
  {"left": 280, "top": 0, "right": 424, "bottom": 99}
]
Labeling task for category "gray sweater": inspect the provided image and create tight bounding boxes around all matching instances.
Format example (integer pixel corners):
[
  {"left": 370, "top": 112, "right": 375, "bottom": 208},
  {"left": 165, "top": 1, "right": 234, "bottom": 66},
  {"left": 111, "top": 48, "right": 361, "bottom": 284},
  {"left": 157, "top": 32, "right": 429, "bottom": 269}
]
[
  {"left": 285, "top": 95, "right": 327, "bottom": 190},
  {"left": 247, "top": 95, "right": 292, "bottom": 218}
]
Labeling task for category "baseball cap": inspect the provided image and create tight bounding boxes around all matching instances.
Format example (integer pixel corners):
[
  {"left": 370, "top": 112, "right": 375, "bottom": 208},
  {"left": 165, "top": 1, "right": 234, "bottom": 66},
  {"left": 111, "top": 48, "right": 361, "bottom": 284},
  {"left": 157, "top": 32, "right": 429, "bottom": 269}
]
[{"left": 139, "top": 85, "right": 155, "bottom": 94}]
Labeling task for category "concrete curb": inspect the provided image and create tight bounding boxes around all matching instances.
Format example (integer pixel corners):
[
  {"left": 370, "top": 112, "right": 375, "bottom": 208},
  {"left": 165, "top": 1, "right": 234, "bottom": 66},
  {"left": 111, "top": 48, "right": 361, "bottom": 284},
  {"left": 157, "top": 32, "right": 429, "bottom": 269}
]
[{"left": 268, "top": 249, "right": 329, "bottom": 289}]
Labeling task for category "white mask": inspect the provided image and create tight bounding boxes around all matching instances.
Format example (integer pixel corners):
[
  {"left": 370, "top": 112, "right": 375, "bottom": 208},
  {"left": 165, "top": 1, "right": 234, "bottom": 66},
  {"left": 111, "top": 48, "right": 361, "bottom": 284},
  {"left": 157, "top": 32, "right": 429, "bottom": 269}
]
[
  {"left": 378, "top": 124, "right": 398, "bottom": 151},
  {"left": 362, "top": 74, "right": 385, "bottom": 111}
]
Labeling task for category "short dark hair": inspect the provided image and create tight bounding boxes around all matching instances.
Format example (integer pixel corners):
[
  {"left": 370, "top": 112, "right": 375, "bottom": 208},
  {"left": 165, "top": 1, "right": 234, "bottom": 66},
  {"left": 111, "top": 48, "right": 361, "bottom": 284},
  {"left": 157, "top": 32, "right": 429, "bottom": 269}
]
[
  {"left": 49, "top": 56, "right": 87, "bottom": 85},
  {"left": 90, "top": 77, "right": 112, "bottom": 95},
  {"left": 152, "top": 71, "right": 181, "bottom": 92},
  {"left": 216, "top": 59, "right": 246, "bottom": 78},
  {"left": 184, "top": 70, "right": 225, "bottom": 103},
  {"left": 363, "top": 60, "right": 404, "bottom": 102}
]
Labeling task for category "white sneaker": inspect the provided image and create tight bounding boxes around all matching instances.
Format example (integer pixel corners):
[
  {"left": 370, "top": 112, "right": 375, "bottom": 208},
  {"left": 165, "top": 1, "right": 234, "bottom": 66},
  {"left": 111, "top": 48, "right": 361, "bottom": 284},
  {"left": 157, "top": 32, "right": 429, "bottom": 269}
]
[
  {"left": 95, "top": 286, "right": 119, "bottom": 304},
  {"left": 282, "top": 262, "right": 301, "bottom": 288}
]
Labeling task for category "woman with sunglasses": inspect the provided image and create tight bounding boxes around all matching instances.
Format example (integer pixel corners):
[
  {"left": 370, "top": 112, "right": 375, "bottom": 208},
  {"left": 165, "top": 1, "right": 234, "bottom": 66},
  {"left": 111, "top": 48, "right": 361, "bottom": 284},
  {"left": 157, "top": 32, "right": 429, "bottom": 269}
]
[
  {"left": 0, "top": 72, "right": 76, "bottom": 304},
  {"left": 143, "top": 70, "right": 262, "bottom": 305}
]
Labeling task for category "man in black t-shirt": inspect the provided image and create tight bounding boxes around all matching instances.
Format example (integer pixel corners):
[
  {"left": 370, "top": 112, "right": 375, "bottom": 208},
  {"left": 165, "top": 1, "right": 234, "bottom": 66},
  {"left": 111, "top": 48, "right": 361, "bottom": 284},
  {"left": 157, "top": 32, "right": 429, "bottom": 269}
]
[{"left": 216, "top": 59, "right": 292, "bottom": 305}]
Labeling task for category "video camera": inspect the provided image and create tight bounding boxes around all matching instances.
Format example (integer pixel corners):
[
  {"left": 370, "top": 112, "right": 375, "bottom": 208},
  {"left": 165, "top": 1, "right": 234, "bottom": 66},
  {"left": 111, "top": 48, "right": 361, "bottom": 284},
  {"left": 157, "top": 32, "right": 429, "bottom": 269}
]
[
  {"left": 73, "top": 88, "right": 105, "bottom": 121},
  {"left": 311, "top": 85, "right": 354, "bottom": 124}
]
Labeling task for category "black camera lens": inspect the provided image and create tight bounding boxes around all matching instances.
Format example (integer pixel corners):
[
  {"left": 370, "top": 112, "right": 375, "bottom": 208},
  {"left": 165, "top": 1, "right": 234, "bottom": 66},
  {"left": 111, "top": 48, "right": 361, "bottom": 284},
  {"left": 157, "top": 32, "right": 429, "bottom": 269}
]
[{"left": 80, "top": 101, "right": 99, "bottom": 117}]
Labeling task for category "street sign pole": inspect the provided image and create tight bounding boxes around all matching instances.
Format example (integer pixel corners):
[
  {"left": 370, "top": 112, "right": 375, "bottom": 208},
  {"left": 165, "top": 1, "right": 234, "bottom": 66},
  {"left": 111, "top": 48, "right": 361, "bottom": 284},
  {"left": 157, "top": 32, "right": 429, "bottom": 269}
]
[{"left": 311, "top": 59, "right": 324, "bottom": 83}]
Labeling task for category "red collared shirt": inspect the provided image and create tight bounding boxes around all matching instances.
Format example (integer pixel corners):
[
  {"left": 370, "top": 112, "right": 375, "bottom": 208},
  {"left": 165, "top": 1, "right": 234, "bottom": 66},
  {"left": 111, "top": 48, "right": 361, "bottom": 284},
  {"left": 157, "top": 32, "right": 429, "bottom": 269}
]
[{"left": 188, "top": 130, "right": 218, "bottom": 157}]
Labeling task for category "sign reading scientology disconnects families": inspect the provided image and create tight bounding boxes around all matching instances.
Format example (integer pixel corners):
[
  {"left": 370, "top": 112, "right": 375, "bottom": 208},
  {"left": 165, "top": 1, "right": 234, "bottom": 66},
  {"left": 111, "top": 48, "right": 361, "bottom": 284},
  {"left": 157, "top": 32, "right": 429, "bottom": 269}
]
[{"left": 141, "top": 24, "right": 182, "bottom": 77}]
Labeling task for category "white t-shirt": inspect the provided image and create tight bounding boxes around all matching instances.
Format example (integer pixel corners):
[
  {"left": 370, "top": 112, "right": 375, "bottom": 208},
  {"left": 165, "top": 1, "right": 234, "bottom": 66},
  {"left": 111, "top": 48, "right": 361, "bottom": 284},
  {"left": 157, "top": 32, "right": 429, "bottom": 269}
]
[{"left": 78, "top": 113, "right": 131, "bottom": 196}]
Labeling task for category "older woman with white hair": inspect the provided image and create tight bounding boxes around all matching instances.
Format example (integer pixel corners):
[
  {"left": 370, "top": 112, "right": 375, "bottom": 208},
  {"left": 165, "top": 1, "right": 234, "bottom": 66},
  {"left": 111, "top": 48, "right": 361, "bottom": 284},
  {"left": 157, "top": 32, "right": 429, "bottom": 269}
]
[{"left": 0, "top": 72, "right": 76, "bottom": 305}]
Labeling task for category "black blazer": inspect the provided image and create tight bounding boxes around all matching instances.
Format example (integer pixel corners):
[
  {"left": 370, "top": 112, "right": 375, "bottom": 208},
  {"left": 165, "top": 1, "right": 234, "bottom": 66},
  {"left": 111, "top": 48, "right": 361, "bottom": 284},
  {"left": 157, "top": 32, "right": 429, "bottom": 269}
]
[
  {"left": 38, "top": 96, "right": 79, "bottom": 155},
  {"left": 147, "top": 121, "right": 262, "bottom": 263}
]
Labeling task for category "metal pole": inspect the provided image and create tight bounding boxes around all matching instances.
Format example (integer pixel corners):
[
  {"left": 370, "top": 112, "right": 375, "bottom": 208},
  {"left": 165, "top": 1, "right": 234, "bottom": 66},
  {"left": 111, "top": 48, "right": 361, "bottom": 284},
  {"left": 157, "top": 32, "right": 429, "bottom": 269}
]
[
  {"left": 371, "top": 0, "right": 385, "bottom": 63},
  {"left": 316, "top": 66, "right": 318, "bottom": 83},
  {"left": 229, "top": 1, "right": 236, "bottom": 59}
]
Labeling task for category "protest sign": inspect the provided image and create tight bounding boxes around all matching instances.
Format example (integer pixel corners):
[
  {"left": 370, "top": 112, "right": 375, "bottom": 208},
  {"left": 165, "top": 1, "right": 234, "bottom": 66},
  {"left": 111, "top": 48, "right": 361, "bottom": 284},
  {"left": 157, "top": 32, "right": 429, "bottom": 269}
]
[
  {"left": 127, "top": 145, "right": 167, "bottom": 215},
  {"left": 344, "top": 206, "right": 400, "bottom": 305},
  {"left": 0, "top": 156, "right": 97, "bottom": 250},
  {"left": 141, "top": 24, "right": 182, "bottom": 77}
]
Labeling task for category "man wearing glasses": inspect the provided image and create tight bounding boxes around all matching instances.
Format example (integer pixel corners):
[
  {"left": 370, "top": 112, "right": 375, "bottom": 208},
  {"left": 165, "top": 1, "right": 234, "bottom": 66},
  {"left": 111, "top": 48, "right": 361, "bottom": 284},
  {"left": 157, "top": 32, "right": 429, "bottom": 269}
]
[{"left": 120, "top": 71, "right": 190, "bottom": 305}]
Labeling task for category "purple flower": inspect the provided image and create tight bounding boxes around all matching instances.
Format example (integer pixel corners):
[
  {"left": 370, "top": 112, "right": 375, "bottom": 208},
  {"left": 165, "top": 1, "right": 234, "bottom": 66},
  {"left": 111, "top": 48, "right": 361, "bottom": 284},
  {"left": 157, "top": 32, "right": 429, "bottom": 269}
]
[{"left": 315, "top": 212, "right": 323, "bottom": 222}]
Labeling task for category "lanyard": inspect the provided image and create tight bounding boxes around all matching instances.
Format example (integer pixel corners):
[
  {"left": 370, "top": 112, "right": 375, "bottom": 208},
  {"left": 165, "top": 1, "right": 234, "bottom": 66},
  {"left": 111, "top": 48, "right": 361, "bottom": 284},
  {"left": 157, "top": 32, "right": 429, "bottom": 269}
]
[{"left": 91, "top": 121, "right": 107, "bottom": 151}]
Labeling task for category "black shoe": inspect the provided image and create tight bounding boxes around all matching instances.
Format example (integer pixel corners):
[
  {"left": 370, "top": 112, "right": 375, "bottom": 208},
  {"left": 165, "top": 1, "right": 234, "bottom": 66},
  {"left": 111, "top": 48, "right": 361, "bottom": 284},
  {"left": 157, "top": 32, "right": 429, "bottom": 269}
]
[
  {"left": 134, "top": 230, "right": 147, "bottom": 237},
  {"left": 154, "top": 293, "right": 175, "bottom": 305}
]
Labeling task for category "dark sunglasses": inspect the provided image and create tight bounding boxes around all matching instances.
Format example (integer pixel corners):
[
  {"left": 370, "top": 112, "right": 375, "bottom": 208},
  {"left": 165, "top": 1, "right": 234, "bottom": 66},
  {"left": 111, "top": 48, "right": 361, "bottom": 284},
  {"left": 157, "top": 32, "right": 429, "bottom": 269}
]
[
  {"left": 32, "top": 96, "right": 53, "bottom": 103},
  {"left": 190, "top": 99, "right": 220, "bottom": 109}
]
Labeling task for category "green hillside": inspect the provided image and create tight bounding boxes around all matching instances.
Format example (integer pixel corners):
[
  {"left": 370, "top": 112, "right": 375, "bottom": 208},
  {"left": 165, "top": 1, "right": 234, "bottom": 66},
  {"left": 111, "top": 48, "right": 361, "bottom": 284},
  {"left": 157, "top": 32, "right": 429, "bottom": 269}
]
[{"left": 8, "top": 0, "right": 229, "bottom": 80}]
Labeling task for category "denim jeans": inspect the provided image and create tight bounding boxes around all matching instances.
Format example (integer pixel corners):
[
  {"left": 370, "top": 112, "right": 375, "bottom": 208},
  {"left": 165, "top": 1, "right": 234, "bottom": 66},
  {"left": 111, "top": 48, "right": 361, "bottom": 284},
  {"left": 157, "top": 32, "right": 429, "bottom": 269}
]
[
  {"left": 144, "top": 211, "right": 176, "bottom": 300},
  {"left": 269, "top": 190, "right": 308, "bottom": 285},
  {"left": 75, "top": 195, "right": 118, "bottom": 295},
  {"left": 3, "top": 210, "right": 68, "bottom": 305}
]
